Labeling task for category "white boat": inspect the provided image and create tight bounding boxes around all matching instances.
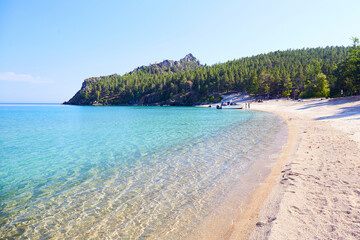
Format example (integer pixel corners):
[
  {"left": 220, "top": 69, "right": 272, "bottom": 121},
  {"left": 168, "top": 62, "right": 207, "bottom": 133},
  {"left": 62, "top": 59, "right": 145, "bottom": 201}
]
[{"left": 216, "top": 101, "right": 243, "bottom": 109}]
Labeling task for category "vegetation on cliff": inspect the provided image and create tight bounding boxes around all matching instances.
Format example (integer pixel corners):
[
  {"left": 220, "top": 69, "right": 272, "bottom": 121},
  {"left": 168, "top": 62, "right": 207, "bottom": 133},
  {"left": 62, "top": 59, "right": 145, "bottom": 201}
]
[{"left": 65, "top": 41, "right": 360, "bottom": 106}]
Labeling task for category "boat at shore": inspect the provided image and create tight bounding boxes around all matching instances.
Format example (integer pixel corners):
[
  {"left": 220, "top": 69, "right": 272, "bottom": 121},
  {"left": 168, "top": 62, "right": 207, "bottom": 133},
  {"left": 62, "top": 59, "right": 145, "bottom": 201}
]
[{"left": 216, "top": 101, "right": 243, "bottom": 109}]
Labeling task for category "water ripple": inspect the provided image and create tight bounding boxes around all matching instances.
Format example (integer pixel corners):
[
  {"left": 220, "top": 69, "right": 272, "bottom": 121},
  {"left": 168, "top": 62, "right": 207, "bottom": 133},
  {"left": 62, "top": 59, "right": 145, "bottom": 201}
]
[{"left": 0, "top": 106, "right": 286, "bottom": 239}]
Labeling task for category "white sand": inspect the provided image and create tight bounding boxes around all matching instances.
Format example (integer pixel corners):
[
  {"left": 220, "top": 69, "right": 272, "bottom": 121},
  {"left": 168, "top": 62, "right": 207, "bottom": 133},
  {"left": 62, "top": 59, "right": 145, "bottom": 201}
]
[{"left": 244, "top": 97, "right": 360, "bottom": 239}]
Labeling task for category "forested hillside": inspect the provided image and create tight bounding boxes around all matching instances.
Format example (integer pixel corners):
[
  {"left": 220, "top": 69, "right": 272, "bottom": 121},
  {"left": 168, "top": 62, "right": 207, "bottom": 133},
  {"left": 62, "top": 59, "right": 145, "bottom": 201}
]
[{"left": 65, "top": 43, "right": 360, "bottom": 106}]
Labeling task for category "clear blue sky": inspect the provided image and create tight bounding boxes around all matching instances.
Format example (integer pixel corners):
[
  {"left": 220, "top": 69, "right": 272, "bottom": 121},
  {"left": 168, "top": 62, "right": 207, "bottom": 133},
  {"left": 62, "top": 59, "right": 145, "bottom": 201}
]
[{"left": 1, "top": 0, "right": 359, "bottom": 103}]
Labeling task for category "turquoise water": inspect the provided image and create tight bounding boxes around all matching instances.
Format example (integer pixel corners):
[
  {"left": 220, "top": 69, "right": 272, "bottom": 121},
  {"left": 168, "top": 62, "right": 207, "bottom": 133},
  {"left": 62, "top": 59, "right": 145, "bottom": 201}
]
[{"left": 0, "top": 104, "right": 286, "bottom": 239}]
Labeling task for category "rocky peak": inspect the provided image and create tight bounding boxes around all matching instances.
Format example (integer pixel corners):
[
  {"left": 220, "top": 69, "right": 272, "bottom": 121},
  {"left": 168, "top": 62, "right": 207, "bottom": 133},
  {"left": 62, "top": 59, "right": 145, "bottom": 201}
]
[
  {"left": 129, "top": 54, "right": 200, "bottom": 75},
  {"left": 180, "top": 53, "right": 197, "bottom": 63},
  {"left": 158, "top": 59, "right": 175, "bottom": 68}
]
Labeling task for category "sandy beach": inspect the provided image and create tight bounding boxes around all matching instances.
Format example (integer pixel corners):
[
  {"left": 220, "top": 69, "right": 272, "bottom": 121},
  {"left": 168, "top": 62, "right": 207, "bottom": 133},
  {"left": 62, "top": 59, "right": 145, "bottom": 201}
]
[{"left": 225, "top": 96, "right": 360, "bottom": 239}]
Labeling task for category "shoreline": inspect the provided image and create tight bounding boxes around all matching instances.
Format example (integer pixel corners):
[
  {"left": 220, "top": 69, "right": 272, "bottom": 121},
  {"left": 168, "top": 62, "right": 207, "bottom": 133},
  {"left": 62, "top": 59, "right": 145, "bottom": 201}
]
[
  {"left": 2, "top": 98, "right": 359, "bottom": 238},
  {"left": 234, "top": 97, "right": 360, "bottom": 239},
  {"left": 225, "top": 110, "right": 297, "bottom": 239},
  {"left": 185, "top": 112, "right": 288, "bottom": 240}
]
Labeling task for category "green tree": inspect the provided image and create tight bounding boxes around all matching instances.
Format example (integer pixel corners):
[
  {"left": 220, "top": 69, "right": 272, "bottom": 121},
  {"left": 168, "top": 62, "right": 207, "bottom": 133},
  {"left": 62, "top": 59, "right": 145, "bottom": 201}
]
[
  {"left": 96, "top": 91, "right": 100, "bottom": 101},
  {"left": 315, "top": 73, "right": 330, "bottom": 97},
  {"left": 336, "top": 37, "right": 360, "bottom": 95},
  {"left": 299, "top": 73, "right": 330, "bottom": 98},
  {"left": 260, "top": 73, "right": 273, "bottom": 98},
  {"left": 282, "top": 74, "right": 292, "bottom": 99}
]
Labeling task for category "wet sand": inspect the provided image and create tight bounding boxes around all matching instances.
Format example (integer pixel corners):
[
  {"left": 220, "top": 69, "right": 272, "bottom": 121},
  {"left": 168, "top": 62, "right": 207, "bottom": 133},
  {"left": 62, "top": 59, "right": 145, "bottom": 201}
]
[{"left": 233, "top": 97, "right": 360, "bottom": 239}]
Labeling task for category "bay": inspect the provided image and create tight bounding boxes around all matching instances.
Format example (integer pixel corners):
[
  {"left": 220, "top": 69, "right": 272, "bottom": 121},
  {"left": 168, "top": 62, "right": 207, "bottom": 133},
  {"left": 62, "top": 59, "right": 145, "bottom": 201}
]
[{"left": 0, "top": 104, "right": 286, "bottom": 239}]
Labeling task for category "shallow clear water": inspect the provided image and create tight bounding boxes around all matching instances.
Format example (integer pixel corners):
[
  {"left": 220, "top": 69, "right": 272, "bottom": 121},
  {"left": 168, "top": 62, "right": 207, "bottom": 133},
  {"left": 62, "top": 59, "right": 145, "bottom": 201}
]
[{"left": 0, "top": 104, "right": 286, "bottom": 239}]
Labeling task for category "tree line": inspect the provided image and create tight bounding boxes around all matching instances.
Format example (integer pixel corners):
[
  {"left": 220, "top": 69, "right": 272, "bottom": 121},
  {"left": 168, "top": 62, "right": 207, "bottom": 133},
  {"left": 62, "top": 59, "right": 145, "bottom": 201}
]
[{"left": 69, "top": 39, "right": 360, "bottom": 105}]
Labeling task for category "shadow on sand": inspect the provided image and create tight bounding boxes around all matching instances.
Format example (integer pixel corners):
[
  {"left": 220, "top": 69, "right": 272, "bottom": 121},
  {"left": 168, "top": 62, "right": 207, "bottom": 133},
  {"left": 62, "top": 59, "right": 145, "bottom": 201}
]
[
  {"left": 297, "top": 97, "right": 360, "bottom": 120},
  {"left": 315, "top": 105, "right": 360, "bottom": 120}
]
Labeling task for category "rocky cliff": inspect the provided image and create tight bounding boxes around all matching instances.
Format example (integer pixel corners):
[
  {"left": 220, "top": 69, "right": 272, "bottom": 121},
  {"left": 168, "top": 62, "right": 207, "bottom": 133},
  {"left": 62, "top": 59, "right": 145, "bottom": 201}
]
[
  {"left": 129, "top": 53, "right": 200, "bottom": 75},
  {"left": 64, "top": 54, "right": 201, "bottom": 105}
]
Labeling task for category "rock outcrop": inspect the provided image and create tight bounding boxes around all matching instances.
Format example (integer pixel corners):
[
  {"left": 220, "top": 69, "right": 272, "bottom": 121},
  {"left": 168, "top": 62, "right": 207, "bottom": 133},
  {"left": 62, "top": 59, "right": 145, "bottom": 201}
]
[
  {"left": 129, "top": 53, "right": 200, "bottom": 75},
  {"left": 64, "top": 54, "right": 201, "bottom": 105}
]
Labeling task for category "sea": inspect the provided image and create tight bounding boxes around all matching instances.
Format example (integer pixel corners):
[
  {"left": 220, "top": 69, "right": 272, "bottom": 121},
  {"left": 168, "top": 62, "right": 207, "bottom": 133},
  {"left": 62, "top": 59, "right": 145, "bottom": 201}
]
[{"left": 0, "top": 104, "right": 287, "bottom": 239}]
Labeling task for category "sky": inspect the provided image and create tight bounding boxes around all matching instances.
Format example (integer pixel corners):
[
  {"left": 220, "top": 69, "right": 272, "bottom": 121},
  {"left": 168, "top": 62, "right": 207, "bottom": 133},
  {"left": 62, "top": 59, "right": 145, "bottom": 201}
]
[{"left": 1, "top": 0, "right": 360, "bottom": 103}]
